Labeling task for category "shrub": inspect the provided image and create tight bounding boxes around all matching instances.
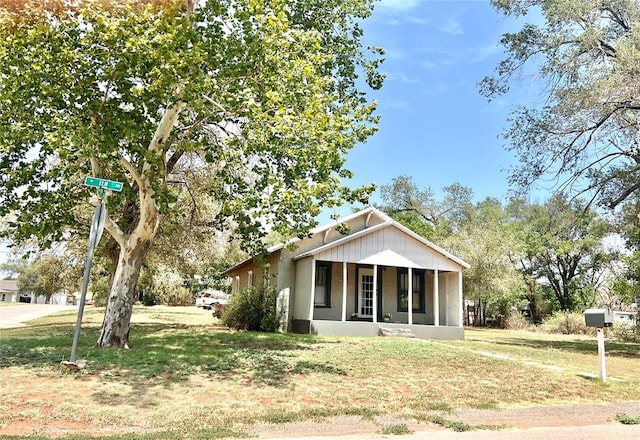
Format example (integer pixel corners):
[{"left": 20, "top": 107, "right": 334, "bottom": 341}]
[
  {"left": 610, "top": 321, "right": 639, "bottom": 343},
  {"left": 222, "top": 284, "right": 280, "bottom": 332},
  {"left": 138, "top": 264, "right": 195, "bottom": 306},
  {"left": 503, "top": 313, "right": 532, "bottom": 330},
  {"left": 540, "top": 311, "right": 588, "bottom": 335}
]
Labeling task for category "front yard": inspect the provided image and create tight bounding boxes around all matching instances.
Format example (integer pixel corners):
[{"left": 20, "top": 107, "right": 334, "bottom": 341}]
[{"left": 1, "top": 306, "right": 639, "bottom": 438}]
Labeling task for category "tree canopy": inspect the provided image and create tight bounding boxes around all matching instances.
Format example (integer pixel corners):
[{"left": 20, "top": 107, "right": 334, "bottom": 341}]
[
  {"left": 0, "top": 0, "right": 382, "bottom": 347},
  {"left": 481, "top": 0, "right": 640, "bottom": 209},
  {"left": 510, "top": 193, "right": 615, "bottom": 312}
]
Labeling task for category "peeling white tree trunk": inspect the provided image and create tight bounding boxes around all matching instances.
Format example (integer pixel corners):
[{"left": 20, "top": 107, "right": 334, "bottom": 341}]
[
  {"left": 97, "top": 238, "right": 150, "bottom": 348},
  {"left": 97, "top": 100, "right": 184, "bottom": 348}
]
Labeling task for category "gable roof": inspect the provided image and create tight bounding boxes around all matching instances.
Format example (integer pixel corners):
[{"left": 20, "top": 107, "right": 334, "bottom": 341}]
[
  {"left": 224, "top": 207, "right": 469, "bottom": 273},
  {"left": 293, "top": 208, "right": 470, "bottom": 269}
]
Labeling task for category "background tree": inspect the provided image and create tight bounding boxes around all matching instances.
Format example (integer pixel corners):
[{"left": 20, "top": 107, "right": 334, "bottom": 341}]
[
  {"left": 444, "top": 197, "right": 526, "bottom": 327},
  {"left": 15, "top": 253, "right": 71, "bottom": 303},
  {"left": 0, "top": 0, "right": 382, "bottom": 347},
  {"left": 511, "top": 194, "right": 614, "bottom": 312},
  {"left": 16, "top": 264, "right": 44, "bottom": 302},
  {"left": 378, "top": 175, "right": 474, "bottom": 240},
  {"left": 379, "top": 176, "right": 526, "bottom": 326},
  {"left": 608, "top": 195, "right": 640, "bottom": 308},
  {"left": 481, "top": 0, "right": 640, "bottom": 209}
]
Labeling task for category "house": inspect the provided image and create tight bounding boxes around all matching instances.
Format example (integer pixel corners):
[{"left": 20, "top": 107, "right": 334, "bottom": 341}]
[
  {"left": 613, "top": 310, "right": 636, "bottom": 326},
  {"left": 0, "top": 279, "right": 18, "bottom": 303},
  {"left": 0, "top": 279, "right": 71, "bottom": 304},
  {"left": 224, "top": 207, "right": 470, "bottom": 340}
]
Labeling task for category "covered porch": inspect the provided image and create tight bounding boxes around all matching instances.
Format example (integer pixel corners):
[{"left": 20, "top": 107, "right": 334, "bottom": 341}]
[{"left": 291, "top": 258, "right": 465, "bottom": 341}]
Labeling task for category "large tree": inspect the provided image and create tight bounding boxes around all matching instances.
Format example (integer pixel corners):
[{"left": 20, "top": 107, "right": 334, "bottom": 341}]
[
  {"left": 0, "top": 0, "right": 382, "bottom": 347},
  {"left": 511, "top": 194, "right": 614, "bottom": 312},
  {"left": 481, "top": 0, "right": 640, "bottom": 208}
]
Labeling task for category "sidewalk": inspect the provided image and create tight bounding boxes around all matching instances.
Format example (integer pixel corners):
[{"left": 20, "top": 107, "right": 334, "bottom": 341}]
[{"left": 251, "top": 401, "right": 640, "bottom": 440}]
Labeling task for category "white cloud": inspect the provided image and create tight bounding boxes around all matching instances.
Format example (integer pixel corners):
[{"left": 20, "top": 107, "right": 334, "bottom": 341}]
[
  {"left": 376, "top": 0, "right": 424, "bottom": 12},
  {"left": 470, "top": 43, "right": 502, "bottom": 63},
  {"left": 439, "top": 18, "right": 464, "bottom": 35},
  {"left": 390, "top": 72, "right": 421, "bottom": 84}
]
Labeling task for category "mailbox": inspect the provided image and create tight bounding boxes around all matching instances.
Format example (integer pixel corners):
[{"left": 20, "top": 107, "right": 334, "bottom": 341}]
[{"left": 584, "top": 308, "right": 614, "bottom": 328}]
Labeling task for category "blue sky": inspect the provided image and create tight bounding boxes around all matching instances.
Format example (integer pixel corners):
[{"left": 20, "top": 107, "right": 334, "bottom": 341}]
[{"left": 321, "top": 0, "right": 544, "bottom": 221}]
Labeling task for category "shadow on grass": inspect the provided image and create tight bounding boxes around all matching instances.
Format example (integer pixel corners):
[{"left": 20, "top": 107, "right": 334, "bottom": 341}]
[
  {"left": 484, "top": 337, "right": 640, "bottom": 359},
  {"left": 0, "top": 323, "right": 347, "bottom": 390}
]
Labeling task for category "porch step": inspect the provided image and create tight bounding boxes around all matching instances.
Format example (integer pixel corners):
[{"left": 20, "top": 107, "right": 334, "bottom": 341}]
[{"left": 378, "top": 326, "right": 416, "bottom": 338}]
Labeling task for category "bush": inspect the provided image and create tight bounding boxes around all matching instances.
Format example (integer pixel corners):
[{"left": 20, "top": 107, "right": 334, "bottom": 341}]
[
  {"left": 162, "top": 285, "right": 194, "bottom": 306},
  {"left": 540, "top": 311, "right": 588, "bottom": 335},
  {"left": 504, "top": 313, "right": 532, "bottom": 330},
  {"left": 222, "top": 284, "right": 280, "bottom": 332},
  {"left": 138, "top": 264, "right": 194, "bottom": 306},
  {"left": 610, "top": 321, "right": 639, "bottom": 343}
]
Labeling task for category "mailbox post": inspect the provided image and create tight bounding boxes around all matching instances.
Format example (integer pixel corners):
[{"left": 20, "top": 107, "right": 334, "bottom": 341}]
[{"left": 584, "top": 308, "right": 613, "bottom": 382}]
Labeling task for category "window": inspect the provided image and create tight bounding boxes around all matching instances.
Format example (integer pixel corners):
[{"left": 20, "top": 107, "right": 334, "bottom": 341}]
[
  {"left": 314, "top": 261, "right": 332, "bottom": 307},
  {"left": 397, "top": 269, "right": 425, "bottom": 313},
  {"left": 248, "top": 270, "right": 254, "bottom": 287}
]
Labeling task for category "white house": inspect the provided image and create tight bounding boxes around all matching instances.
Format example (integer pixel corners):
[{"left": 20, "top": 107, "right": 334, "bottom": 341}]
[
  {"left": 0, "top": 279, "right": 18, "bottom": 303},
  {"left": 224, "top": 207, "right": 470, "bottom": 340},
  {"left": 0, "top": 279, "right": 72, "bottom": 305},
  {"left": 613, "top": 310, "right": 636, "bottom": 326}
]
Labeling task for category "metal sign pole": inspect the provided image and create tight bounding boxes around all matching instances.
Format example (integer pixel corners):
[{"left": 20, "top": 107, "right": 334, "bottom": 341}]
[{"left": 68, "top": 191, "right": 107, "bottom": 364}]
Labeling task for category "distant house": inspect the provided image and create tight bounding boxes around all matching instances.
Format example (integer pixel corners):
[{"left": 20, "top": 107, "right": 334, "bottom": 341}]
[
  {"left": 224, "top": 207, "right": 470, "bottom": 340},
  {"left": 0, "top": 279, "right": 18, "bottom": 303},
  {"left": 0, "top": 279, "right": 70, "bottom": 305},
  {"left": 613, "top": 310, "right": 636, "bottom": 326}
]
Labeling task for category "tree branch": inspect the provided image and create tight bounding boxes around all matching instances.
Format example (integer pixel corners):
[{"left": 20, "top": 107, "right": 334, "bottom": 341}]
[
  {"left": 166, "top": 150, "right": 184, "bottom": 175},
  {"left": 149, "top": 101, "right": 186, "bottom": 157},
  {"left": 119, "top": 156, "right": 143, "bottom": 190},
  {"left": 104, "top": 215, "right": 125, "bottom": 247}
]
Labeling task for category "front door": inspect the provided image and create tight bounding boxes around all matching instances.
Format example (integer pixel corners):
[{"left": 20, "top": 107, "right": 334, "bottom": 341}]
[{"left": 358, "top": 268, "right": 374, "bottom": 318}]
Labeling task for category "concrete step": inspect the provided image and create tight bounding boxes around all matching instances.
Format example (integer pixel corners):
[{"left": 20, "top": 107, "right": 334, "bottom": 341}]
[{"left": 378, "top": 326, "right": 416, "bottom": 338}]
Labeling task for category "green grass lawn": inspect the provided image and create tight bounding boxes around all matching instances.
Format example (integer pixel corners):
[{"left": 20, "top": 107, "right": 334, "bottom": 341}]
[{"left": 1, "top": 306, "right": 639, "bottom": 439}]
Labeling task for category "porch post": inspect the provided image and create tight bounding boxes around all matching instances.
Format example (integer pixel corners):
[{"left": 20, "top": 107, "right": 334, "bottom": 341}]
[
  {"left": 341, "top": 262, "right": 347, "bottom": 322},
  {"left": 458, "top": 270, "right": 463, "bottom": 327},
  {"left": 433, "top": 269, "right": 439, "bottom": 326},
  {"left": 308, "top": 260, "right": 316, "bottom": 321},
  {"left": 408, "top": 267, "right": 413, "bottom": 325},
  {"left": 373, "top": 264, "right": 378, "bottom": 323}
]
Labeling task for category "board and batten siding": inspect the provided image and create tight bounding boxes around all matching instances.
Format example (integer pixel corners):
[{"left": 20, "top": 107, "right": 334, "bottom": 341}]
[{"left": 312, "top": 225, "right": 462, "bottom": 271}]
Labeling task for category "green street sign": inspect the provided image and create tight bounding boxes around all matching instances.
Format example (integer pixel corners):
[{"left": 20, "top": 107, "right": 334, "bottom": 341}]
[{"left": 84, "top": 176, "right": 124, "bottom": 192}]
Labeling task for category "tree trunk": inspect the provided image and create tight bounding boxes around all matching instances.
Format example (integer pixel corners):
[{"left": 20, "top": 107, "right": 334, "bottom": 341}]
[
  {"left": 97, "top": 237, "right": 151, "bottom": 348},
  {"left": 95, "top": 100, "right": 183, "bottom": 348}
]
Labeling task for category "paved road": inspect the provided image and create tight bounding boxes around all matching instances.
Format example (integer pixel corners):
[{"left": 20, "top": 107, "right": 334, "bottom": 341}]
[{"left": 0, "top": 303, "right": 77, "bottom": 329}]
